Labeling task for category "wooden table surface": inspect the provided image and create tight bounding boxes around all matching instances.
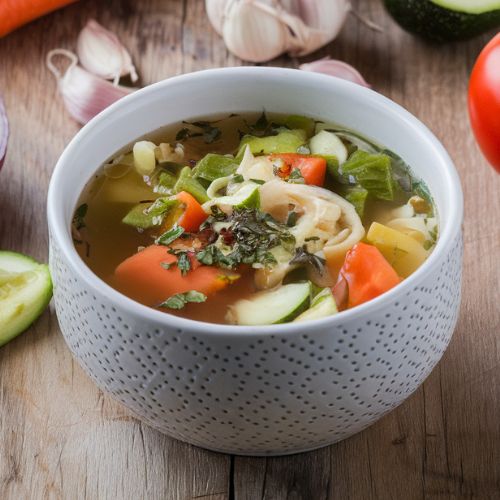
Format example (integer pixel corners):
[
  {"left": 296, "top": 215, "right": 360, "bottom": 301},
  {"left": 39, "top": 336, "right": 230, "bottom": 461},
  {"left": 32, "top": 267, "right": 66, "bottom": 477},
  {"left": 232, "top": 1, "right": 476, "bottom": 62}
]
[{"left": 1, "top": 1, "right": 499, "bottom": 498}]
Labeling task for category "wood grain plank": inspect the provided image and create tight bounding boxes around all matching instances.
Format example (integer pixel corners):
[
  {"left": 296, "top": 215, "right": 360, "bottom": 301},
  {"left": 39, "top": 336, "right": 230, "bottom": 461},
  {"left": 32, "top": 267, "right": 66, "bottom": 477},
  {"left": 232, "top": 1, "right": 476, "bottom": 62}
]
[{"left": 0, "top": 0, "right": 499, "bottom": 499}]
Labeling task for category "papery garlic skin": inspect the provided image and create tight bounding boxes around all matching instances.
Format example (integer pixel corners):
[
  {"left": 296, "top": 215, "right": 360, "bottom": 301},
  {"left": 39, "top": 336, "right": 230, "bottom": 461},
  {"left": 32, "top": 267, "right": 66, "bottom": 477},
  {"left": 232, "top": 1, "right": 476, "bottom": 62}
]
[
  {"left": 206, "top": 0, "right": 350, "bottom": 62},
  {"left": 77, "top": 19, "right": 138, "bottom": 85},
  {"left": 300, "top": 58, "right": 370, "bottom": 88},
  {"left": 47, "top": 49, "right": 134, "bottom": 125}
]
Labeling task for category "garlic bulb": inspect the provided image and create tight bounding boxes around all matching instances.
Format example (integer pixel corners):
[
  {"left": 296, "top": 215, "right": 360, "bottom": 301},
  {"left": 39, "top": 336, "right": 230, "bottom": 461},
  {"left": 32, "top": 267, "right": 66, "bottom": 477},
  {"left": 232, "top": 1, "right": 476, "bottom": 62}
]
[
  {"left": 77, "top": 19, "right": 138, "bottom": 85},
  {"left": 205, "top": 0, "right": 350, "bottom": 62},
  {"left": 47, "top": 49, "right": 134, "bottom": 125},
  {"left": 300, "top": 58, "right": 370, "bottom": 87}
]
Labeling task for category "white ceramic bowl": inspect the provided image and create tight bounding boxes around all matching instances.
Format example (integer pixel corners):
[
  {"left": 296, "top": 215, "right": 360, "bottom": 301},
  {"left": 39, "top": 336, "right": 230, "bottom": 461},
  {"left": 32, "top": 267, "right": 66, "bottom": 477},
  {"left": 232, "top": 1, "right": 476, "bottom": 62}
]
[{"left": 47, "top": 68, "right": 463, "bottom": 456}]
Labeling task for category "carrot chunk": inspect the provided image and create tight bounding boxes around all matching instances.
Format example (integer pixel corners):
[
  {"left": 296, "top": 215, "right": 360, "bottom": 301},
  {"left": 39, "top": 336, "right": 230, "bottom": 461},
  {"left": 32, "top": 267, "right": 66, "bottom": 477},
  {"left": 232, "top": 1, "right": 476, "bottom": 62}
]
[
  {"left": 175, "top": 191, "right": 208, "bottom": 232},
  {"left": 114, "top": 245, "right": 233, "bottom": 306},
  {"left": 269, "top": 153, "right": 327, "bottom": 186},
  {"left": 335, "top": 242, "right": 401, "bottom": 309}
]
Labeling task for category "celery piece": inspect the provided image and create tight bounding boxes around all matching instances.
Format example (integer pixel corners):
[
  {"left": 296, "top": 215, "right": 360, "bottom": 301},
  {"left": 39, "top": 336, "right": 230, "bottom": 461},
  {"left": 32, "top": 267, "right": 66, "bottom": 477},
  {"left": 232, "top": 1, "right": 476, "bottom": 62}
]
[
  {"left": 158, "top": 170, "right": 177, "bottom": 190},
  {"left": 193, "top": 154, "right": 239, "bottom": 181},
  {"left": 283, "top": 115, "right": 315, "bottom": 137},
  {"left": 174, "top": 166, "right": 209, "bottom": 204},
  {"left": 340, "top": 150, "right": 394, "bottom": 201},
  {"left": 122, "top": 202, "right": 155, "bottom": 229},
  {"left": 237, "top": 129, "right": 307, "bottom": 157},
  {"left": 122, "top": 199, "right": 178, "bottom": 229}
]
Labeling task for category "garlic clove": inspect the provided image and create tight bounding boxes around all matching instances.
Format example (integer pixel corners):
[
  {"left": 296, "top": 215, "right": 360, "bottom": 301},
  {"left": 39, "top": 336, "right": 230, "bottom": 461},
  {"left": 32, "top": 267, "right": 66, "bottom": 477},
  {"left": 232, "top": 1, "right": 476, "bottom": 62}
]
[
  {"left": 205, "top": 0, "right": 229, "bottom": 35},
  {"left": 222, "top": 0, "right": 289, "bottom": 63},
  {"left": 299, "top": 58, "right": 371, "bottom": 88},
  {"left": 47, "top": 49, "right": 135, "bottom": 125},
  {"left": 206, "top": 0, "right": 351, "bottom": 62},
  {"left": 77, "top": 19, "right": 138, "bottom": 85}
]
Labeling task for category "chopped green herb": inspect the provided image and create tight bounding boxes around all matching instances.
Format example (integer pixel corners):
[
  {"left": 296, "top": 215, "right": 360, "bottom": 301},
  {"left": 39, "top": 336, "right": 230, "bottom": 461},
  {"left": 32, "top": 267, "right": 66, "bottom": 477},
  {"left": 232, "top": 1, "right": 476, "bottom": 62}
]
[
  {"left": 159, "top": 290, "right": 207, "bottom": 309},
  {"left": 177, "top": 121, "right": 222, "bottom": 144},
  {"left": 175, "top": 251, "right": 192, "bottom": 276},
  {"left": 160, "top": 262, "right": 173, "bottom": 270},
  {"left": 232, "top": 174, "right": 244, "bottom": 183},
  {"left": 196, "top": 208, "right": 295, "bottom": 269},
  {"left": 304, "top": 236, "right": 320, "bottom": 242},
  {"left": 73, "top": 203, "right": 88, "bottom": 230},
  {"left": 286, "top": 210, "right": 298, "bottom": 227},
  {"left": 288, "top": 168, "right": 306, "bottom": 184},
  {"left": 156, "top": 226, "right": 185, "bottom": 246},
  {"left": 249, "top": 178, "right": 265, "bottom": 185},
  {"left": 289, "top": 245, "right": 326, "bottom": 274}
]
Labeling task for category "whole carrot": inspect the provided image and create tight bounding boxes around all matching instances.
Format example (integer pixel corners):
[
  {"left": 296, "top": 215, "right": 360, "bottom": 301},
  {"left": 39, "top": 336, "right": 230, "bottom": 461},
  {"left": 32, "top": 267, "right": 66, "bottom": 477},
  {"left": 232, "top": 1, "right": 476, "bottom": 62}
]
[{"left": 0, "top": 0, "right": 77, "bottom": 37}]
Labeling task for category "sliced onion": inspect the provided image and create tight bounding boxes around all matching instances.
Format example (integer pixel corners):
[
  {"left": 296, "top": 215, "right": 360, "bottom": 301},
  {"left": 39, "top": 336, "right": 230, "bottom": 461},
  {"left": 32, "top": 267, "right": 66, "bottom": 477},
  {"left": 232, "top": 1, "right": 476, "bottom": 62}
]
[{"left": 0, "top": 96, "right": 8, "bottom": 170}]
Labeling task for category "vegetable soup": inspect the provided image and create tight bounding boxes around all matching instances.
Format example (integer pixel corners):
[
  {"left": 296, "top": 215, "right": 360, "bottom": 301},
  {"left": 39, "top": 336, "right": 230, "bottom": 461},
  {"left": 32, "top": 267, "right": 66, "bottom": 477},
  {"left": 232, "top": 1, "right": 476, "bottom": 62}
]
[{"left": 73, "top": 113, "right": 437, "bottom": 325}]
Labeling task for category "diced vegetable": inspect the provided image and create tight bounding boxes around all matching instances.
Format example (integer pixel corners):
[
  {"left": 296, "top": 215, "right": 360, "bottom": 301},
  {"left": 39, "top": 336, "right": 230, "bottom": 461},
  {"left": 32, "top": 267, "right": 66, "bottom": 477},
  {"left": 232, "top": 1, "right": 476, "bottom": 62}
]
[
  {"left": 114, "top": 245, "right": 236, "bottom": 306},
  {"left": 133, "top": 141, "right": 157, "bottom": 175},
  {"left": 294, "top": 287, "right": 337, "bottom": 322},
  {"left": 175, "top": 191, "right": 208, "bottom": 232},
  {"left": 194, "top": 153, "right": 239, "bottom": 181},
  {"left": 0, "top": 251, "right": 53, "bottom": 347},
  {"left": 366, "top": 222, "right": 429, "bottom": 278},
  {"left": 203, "top": 181, "right": 261, "bottom": 211},
  {"left": 341, "top": 150, "right": 394, "bottom": 201},
  {"left": 309, "top": 130, "right": 348, "bottom": 163},
  {"left": 228, "top": 281, "right": 312, "bottom": 325},
  {"left": 238, "top": 129, "right": 307, "bottom": 157},
  {"left": 283, "top": 115, "right": 316, "bottom": 137},
  {"left": 122, "top": 198, "right": 178, "bottom": 229},
  {"left": 339, "top": 185, "right": 368, "bottom": 218},
  {"left": 269, "top": 153, "right": 327, "bottom": 186},
  {"left": 174, "top": 166, "right": 209, "bottom": 204},
  {"left": 337, "top": 242, "right": 400, "bottom": 308}
]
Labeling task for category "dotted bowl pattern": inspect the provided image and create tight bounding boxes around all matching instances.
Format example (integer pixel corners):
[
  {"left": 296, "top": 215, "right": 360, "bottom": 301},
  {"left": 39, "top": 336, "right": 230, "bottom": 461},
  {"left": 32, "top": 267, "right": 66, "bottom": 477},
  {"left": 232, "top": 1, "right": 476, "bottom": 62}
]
[{"left": 49, "top": 233, "right": 462, "bottom": 456}]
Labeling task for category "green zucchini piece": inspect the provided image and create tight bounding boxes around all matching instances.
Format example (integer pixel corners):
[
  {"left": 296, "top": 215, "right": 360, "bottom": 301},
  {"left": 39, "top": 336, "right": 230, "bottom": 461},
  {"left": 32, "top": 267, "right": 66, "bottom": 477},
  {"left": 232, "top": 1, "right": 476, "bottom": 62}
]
[
  {"left": 238, "top": 129, "right": 307, "bottom": 157},
  {"left": 122, "top": 198, "right": 178, "bottom": 229},
  {"left": 205, "top": 182, "right": 261, "bottom": 210},
  {"left": 309, "top": 130, "right": 348, "bottom": 163},
  {"left": 193, "top": 154, "right": 239, "bottom": 181},
  {"left": 294, "top": 288, "right": 338, "bottom": 322},
  {"left": 384, "top": 0, "right": 500, "bottom": 42},
  {"left": 0, "top": 251, "right": 53, "bottom": 347},
  {"left": 283, "top": 115, "right": 316, "bottom": 137},
  {"left": 174, "top": 166, "right": 209, "bottom": 204},
  {"left": 229, "top": 281, "right": 312, "bottom": 325}
]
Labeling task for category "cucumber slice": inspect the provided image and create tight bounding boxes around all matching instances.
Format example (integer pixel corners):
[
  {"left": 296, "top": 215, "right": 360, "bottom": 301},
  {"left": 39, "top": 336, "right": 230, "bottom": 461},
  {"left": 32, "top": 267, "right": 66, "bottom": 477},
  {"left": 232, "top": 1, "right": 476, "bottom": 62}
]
[
  {"left": 309, "top": 130, "right": 348, "bottom": 164},
  {"left": 204, "top": 181, "right": 261, "bottom": 211},
  {"left": 228, "top": 282, "right": 311, "bottom": 325},
  {"left": 238, "top": 129, "right": 307, "bottom": 157},
  {"left": 384, "top": 0, "right": 500, "bottom": 41},
  {"left": 0, "top": 251, "right": 53, "bottom": 346},
  {"left": 294, "top": 288, "right": 338, "bottom": 322}
]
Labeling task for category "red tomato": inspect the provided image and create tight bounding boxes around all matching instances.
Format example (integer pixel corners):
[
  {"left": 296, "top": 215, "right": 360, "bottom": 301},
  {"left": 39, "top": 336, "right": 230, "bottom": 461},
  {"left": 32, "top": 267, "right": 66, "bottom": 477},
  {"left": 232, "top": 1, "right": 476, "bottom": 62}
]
[{"left": 468, "top": 33, "right": 500, "bottom": 173}]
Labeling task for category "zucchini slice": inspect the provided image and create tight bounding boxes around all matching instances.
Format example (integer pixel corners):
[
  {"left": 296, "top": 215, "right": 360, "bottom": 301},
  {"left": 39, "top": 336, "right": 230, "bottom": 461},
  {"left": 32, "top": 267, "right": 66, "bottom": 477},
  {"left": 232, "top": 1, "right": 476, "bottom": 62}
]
[
  {"left": 0, "top": 251, "right": 53, "bottom": 346},
  {"left": 294, "top": 288, "right": 338, "bottom": 322},
  {"left": 228, "top": 282, "right": 312, "bottom": 325},
  {"left": 309, "top": 130, "right": 348, "bottom": 164},
  {"left": 384, "top": 0, "right": 500, "bottom": 41}
]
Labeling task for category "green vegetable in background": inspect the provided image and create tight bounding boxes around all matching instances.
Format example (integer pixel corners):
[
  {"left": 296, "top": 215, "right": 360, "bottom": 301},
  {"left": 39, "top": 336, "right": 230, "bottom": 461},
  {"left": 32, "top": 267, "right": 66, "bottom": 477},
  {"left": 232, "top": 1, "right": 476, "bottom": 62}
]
[{"left": 384, "top": 0, "right": 500, "bottom": 42}]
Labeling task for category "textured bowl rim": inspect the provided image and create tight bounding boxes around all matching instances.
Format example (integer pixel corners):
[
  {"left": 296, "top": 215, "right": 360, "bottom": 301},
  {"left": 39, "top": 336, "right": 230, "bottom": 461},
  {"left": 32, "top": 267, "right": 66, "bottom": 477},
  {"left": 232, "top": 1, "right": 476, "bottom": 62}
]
[{"left": 47, "top": 67, "right": 463, "bottom": 336}]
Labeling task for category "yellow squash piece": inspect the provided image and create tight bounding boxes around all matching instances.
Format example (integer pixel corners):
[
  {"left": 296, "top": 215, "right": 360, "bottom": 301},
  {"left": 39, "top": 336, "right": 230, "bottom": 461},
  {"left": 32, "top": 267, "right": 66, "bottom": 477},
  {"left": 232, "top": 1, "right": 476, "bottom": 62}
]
[{"left": 366, "top": 222, "right": 429, "bottom": 278}]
